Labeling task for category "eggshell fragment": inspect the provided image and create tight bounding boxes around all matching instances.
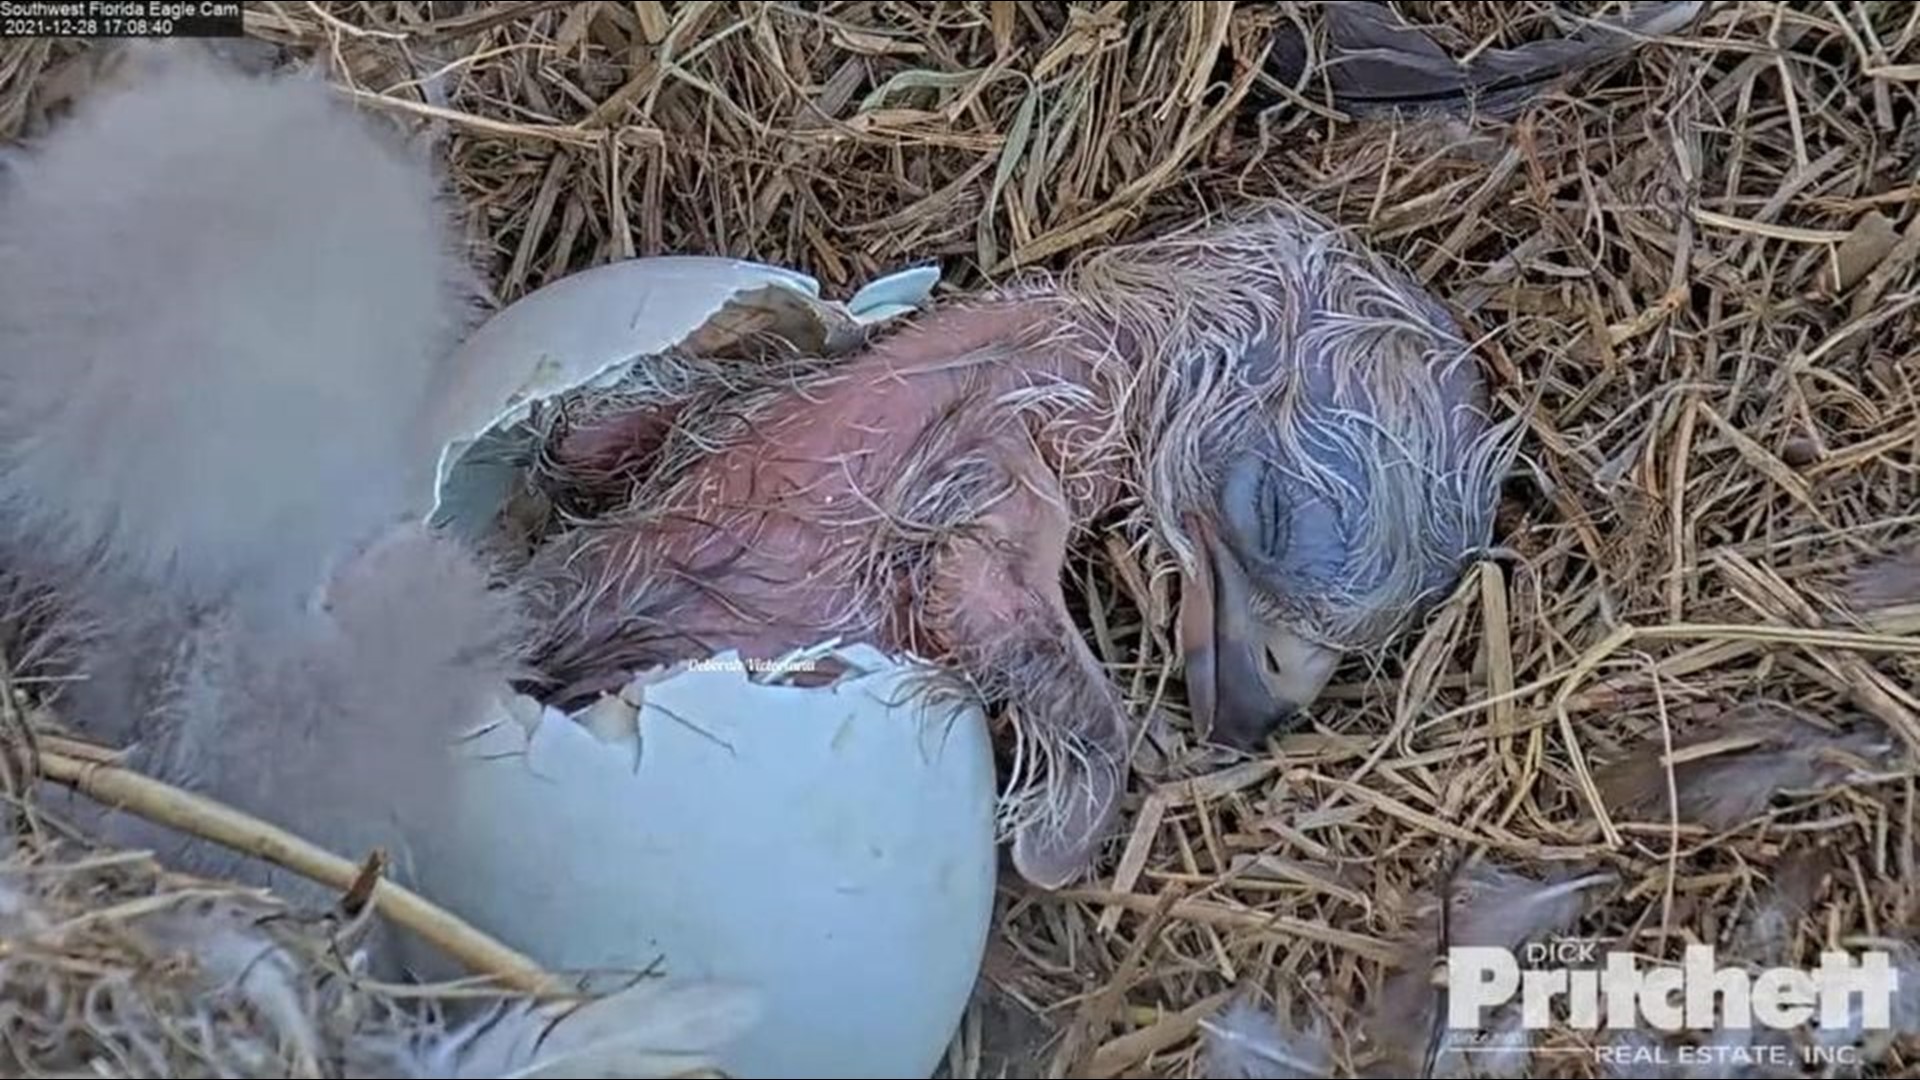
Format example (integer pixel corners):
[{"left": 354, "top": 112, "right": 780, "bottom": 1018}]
[
  {"left": 405, "top": 644, "right": 1000, "bottom": 1080},
  {"left": 427, "top": 257, "right": 937, "bottom": 539}
]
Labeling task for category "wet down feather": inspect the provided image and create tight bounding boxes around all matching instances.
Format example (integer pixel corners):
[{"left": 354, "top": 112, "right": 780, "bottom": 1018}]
[{"left": 514, "top": 202, "right": 1518, "bottom": 889}]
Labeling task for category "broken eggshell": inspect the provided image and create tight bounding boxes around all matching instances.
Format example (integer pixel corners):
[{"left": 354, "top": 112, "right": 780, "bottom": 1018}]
[
  {"left": 402, "top": 643, "right": 999, "bottom": 1080},
  {"left": 427, "top": 255, "right": 939, "bottom": 541}
]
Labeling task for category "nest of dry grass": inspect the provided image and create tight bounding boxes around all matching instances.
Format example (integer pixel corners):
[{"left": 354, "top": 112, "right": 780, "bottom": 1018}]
[
  {"left": 0, "top": 701, "right": 516, "bottom": 1077},
  {"left": 8, "top": 2, "right": 1920, "bottom": 1077},
  {"left": 0, "top": 705, "right": 746, "bottom": 1077},
  {"left": 0, "top": 826, "right": 436, "bottom": 1076}
]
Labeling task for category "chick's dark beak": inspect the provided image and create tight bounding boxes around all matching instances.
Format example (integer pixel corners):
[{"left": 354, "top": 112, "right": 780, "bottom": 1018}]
[{"left": 1178, "top": 517, "right": 1341, "bottom": 750}]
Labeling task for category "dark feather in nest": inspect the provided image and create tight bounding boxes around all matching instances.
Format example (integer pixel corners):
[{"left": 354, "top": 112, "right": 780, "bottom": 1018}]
[
  {"left": 1594, "top": 701, "right": 1892, "bottom": 831},
  {"left": 1731, "top": 845, "right": 1838, "bottom": 967},
  {"left": 1365, "top": 860, "right": 1612, "bottom": 1075},
  {"left": 1412, "top": 860, "right": 1612, "bottom": 952},
  {"left": 1267, "top": 1, "right": 1705, "bottom": 119},
  {"left": 1843, "top": 544, "right": 1920, "bottom": 611}
]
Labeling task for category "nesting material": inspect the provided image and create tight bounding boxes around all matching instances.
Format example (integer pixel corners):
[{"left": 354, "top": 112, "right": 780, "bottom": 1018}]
[
  {"left": 0, "top": 828, "right": 751, "bottom": 1078},
  {"left": 1354, "top": 860, "right": 1612, "bottom": 1076},
  {"left": 7, "top": 2, "right": 1920, "bottom": 1078}
]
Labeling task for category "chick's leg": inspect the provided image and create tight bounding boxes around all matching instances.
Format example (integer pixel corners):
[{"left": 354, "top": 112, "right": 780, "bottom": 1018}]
[{"left": 924, "top": 462, "right": 1133, "bottom": 890}]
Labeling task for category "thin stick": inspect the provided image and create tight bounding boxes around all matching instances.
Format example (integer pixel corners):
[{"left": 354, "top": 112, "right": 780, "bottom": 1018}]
[{"left": 33, "top": 746, "right": 563, "bottom": 997}]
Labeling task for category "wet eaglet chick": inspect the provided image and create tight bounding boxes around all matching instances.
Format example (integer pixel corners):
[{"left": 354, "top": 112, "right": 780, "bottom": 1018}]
[{"left": 522, "top": 209, "right": 1514, "bottom": 889}]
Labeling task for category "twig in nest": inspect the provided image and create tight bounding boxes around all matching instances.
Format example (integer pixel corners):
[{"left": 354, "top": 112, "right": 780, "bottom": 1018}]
[
  {"left": 342, "top": 848, "right": 388, "bottom": 919},
  {"left": 32, "top": 744, "right": 564, "bottom": 997},
  {"left": 1420, "top": 850, "right": 1460, "bottom": 1080},
  {"left": 337, "top": 84, "right": 624, "bottom": 148},
  {"left": 0, "top": 648, "right": 40, "bottom": 840}
]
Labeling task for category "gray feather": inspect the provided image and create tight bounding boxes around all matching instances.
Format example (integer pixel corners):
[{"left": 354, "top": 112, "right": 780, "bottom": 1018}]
[
  {"left": 1367, "top": 861, "right": 1609, "bottom": 1074},
  {"left": 93, "top": 524, "right": 529, "bottom": 916},
  {"left": 0, "top": 44, "right": 483, "bottom": 610},
  {"left": 1269, "top": 2, "right": 1705, "bottom": 119},
  {"left": 354, "top": 978, "right": 760, "bottom": 1079},
  {"left": 1845, "top": 544, "right": 1920, "bottom": 611},
  {"left": 0, "top": 47, "right": 525, "bottom": 916},
  {"left": 1439, "top": 860, "right": 1613, "bottom": 952},
  {"left": 1595, "top": 701, "right": 1892, "bottom": 830},
  {"left": 1200, "top": 997, "right": 1332, "bottom": 1079}
]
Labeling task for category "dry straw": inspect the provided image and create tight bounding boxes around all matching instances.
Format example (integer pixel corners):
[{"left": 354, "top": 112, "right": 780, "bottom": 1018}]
[{"left": 6, "top": 2, "right": 1920, "bottom": 1077}]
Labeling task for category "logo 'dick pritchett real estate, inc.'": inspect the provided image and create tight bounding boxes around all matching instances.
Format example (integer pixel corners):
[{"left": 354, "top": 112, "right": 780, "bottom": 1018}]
[{"left": 1446, "top": 939, "right": 1900, "bottom": 1068}]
